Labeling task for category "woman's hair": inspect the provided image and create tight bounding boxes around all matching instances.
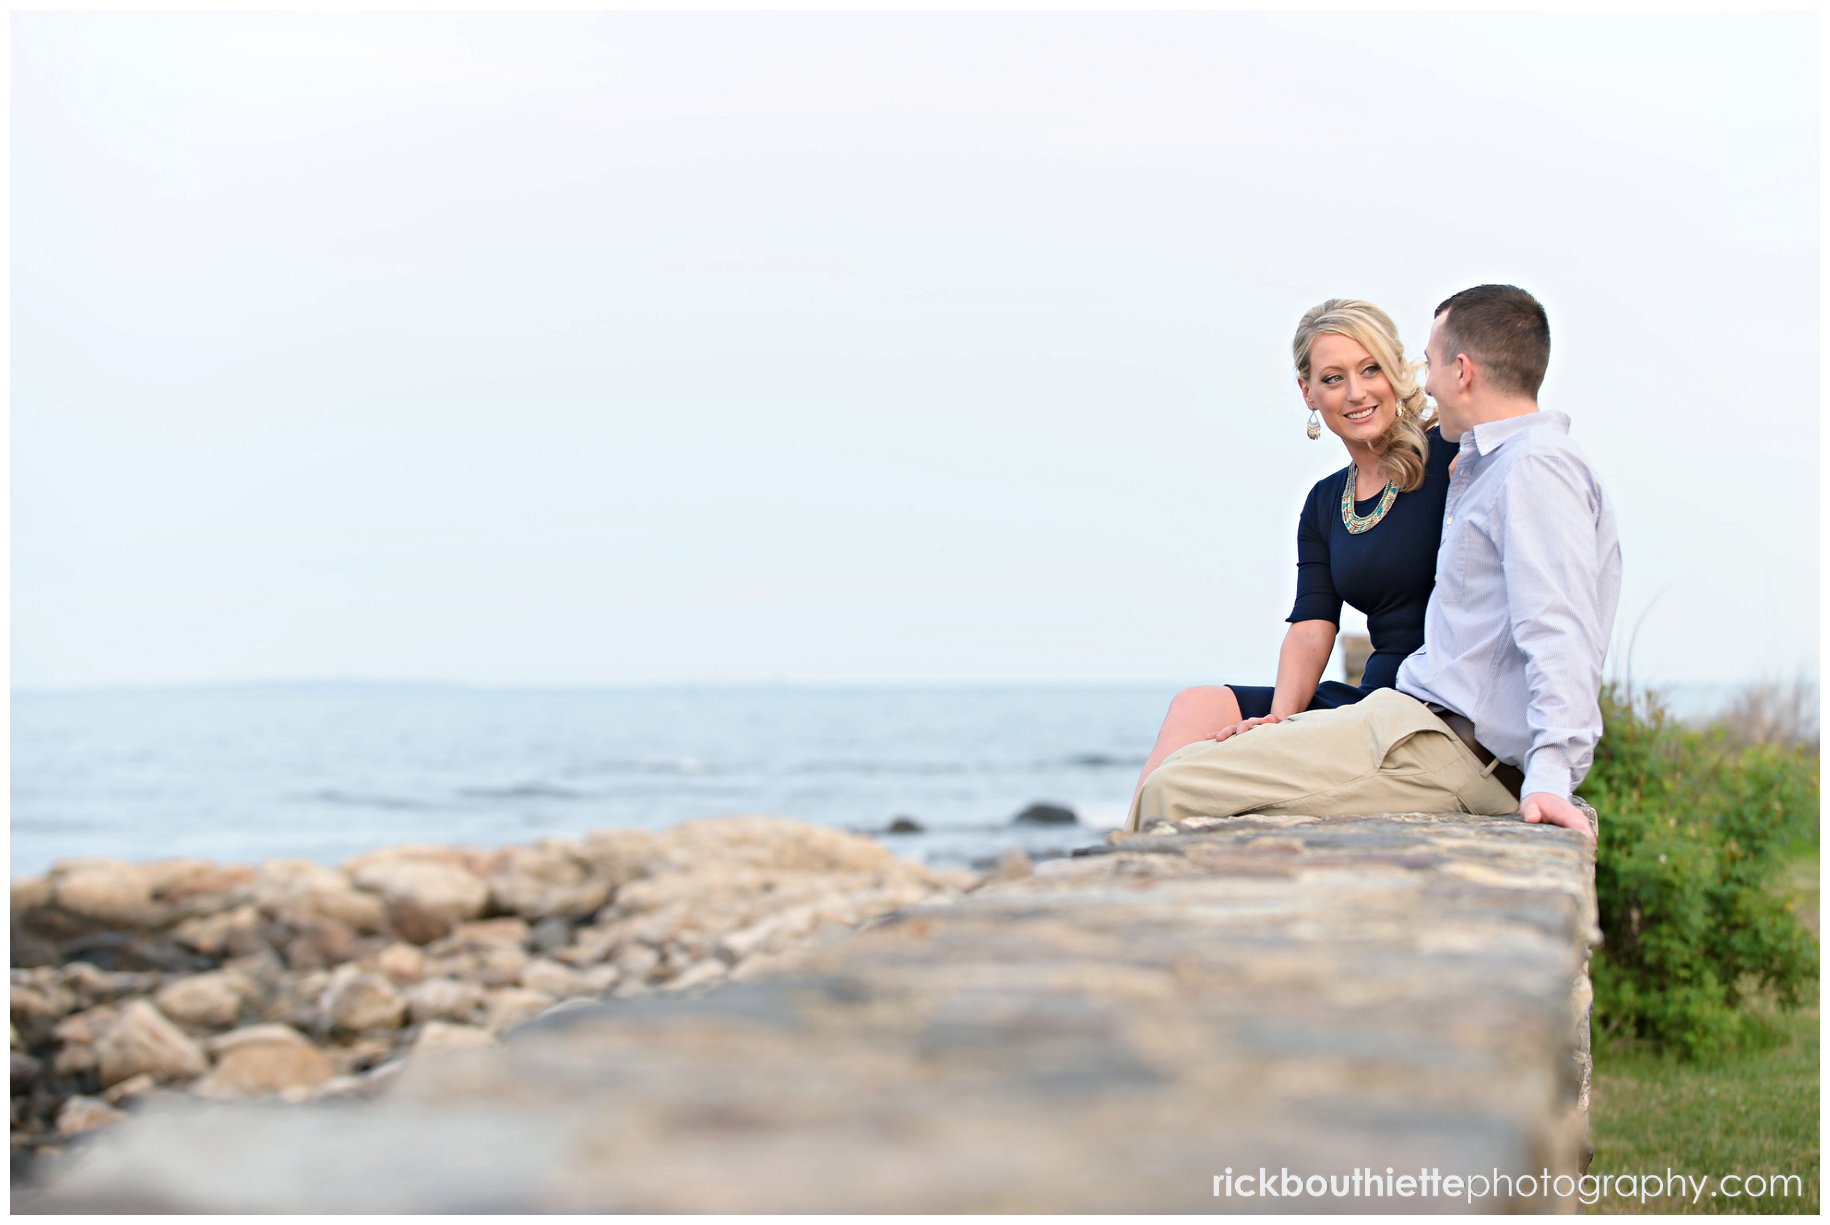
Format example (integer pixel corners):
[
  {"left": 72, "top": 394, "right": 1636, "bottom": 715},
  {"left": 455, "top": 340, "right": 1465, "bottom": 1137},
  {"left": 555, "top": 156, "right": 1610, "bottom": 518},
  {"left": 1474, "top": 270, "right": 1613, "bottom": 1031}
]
[{"left": 1292, "top": 298, "right": 1434, "bottom": 493}]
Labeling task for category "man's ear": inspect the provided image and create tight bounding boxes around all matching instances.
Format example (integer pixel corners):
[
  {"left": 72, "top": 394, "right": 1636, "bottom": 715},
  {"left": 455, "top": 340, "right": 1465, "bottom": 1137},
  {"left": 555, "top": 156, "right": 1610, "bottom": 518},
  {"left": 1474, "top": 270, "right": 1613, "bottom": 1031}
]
[{"left": 1452, "top": 353, "right": 1474, "bottom": 394}]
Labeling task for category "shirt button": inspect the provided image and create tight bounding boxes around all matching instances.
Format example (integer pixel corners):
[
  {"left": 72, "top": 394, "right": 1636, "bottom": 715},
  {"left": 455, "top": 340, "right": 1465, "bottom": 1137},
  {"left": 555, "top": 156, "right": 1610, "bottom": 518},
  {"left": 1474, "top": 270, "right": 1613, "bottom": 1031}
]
[{"left": 1445, "top": 516, "right": 1454, "bottom": 526}]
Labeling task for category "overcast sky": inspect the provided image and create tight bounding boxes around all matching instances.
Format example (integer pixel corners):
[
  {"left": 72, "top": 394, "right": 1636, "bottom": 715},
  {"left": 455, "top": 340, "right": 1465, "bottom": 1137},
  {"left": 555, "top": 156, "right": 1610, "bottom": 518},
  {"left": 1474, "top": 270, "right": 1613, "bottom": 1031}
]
[{"left": 11, "top": 10, "right": 1820, "bottom": 690}]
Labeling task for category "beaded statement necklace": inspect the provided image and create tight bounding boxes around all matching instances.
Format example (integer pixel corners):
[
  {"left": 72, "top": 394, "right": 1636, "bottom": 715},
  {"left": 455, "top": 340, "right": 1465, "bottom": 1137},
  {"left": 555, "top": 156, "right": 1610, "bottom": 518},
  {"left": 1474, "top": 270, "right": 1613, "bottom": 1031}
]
[{"left": 1341, "top": 464, "right": 1400, "bottom": 534}]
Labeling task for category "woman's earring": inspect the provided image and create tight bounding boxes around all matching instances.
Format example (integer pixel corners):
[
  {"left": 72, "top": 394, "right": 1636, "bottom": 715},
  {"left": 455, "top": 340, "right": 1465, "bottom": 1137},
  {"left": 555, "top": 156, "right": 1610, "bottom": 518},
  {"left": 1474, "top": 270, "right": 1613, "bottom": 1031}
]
[{"left": 1305, "top": 407, "right": 1321, "bottom": 440}]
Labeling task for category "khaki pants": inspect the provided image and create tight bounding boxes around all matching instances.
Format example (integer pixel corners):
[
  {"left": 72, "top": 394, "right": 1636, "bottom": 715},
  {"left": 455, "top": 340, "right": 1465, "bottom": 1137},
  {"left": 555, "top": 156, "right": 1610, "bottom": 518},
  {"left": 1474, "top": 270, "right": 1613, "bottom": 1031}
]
[{"left": 1127, "top": 688, "right": 1520, "bottom": 832}]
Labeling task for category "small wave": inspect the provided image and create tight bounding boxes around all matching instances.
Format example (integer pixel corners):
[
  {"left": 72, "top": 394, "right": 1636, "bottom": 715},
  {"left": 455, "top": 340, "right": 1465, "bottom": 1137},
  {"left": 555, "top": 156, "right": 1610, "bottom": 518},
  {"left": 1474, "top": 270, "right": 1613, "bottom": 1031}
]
[
  {"left": 570, "top": 758, "right": 715, "bottom": 777},
  {"left": 792, "top": 760, "right": 973, "bottom": 777},
  {"left": 457, "top": 782, "right": 588, "bottom": 801},
  {"left": 309, "top": 789, "right": 443, "bottom": 812},
  {"left": 1056, "top": 752, "right": 1144, "bottom": 769}
]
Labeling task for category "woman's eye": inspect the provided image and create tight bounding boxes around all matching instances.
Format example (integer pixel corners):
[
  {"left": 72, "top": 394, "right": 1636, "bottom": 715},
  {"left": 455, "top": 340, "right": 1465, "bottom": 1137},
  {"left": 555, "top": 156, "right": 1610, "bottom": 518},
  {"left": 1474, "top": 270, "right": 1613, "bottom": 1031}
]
[
  {"left": 1322, "top": 375, "right": 1341, "bottom": 384},
  {"left": 1363, "top": 364, "right": 1381, "bottom": 376}
]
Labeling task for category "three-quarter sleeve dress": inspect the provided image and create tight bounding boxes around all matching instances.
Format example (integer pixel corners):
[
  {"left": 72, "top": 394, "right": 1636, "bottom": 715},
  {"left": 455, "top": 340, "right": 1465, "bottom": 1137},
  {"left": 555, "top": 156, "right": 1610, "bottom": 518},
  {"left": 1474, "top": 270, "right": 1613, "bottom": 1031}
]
[{"left": 1228, "top": 426, "right": 1454, "bottom": 719}]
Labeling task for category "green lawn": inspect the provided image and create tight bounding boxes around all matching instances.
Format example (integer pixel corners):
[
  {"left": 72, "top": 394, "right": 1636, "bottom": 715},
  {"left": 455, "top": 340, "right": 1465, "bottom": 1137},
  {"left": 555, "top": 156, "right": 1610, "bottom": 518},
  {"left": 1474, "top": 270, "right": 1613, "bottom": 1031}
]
[{"left": 1588, "top": 853, "right": 1820, "bottom": 1214}]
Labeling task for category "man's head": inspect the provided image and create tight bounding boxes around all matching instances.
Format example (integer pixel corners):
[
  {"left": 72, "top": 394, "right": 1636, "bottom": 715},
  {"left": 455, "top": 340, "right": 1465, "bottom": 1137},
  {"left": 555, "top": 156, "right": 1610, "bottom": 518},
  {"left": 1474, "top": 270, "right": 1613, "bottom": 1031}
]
[{"left": 1423, "top": 284, "right": 1550, "bottom": 440}]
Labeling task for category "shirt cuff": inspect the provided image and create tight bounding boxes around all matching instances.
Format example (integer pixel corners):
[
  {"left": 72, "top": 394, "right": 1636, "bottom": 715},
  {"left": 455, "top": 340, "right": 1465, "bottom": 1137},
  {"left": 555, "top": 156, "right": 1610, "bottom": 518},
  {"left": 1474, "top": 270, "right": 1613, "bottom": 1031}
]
[{"left": 1521, "top": 748, "right": 1575, "bottom": 802}]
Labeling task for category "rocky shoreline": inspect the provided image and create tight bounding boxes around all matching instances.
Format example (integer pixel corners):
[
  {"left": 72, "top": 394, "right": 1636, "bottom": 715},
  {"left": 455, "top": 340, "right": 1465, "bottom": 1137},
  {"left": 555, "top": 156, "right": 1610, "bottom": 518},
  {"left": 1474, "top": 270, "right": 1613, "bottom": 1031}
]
[{"left": 10, "top": 816, "right": 986, "bottom": 1183}]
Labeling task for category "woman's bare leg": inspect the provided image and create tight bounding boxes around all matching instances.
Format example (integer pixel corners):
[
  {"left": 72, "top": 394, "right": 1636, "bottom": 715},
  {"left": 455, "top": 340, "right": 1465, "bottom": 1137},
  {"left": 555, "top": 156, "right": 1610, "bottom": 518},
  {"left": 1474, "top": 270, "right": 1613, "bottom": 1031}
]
[{"left": 1132, "top": 685, "right": 1243, "bottom": 801}]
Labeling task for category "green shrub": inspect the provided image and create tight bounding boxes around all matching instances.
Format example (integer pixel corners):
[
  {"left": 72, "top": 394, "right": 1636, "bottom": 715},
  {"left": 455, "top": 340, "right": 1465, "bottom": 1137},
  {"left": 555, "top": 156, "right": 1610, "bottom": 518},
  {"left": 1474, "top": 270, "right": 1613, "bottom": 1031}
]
[{"left": 1580, "top": 684, "right": 1819, "bottom": 1058}]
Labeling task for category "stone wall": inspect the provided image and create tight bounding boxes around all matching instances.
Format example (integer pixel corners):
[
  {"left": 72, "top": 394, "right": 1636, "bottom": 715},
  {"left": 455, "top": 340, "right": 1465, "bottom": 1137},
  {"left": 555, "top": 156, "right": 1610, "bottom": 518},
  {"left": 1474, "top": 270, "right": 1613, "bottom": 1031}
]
[{"left": 21, "top": 813, "right": 1597, "bottom": 1213}]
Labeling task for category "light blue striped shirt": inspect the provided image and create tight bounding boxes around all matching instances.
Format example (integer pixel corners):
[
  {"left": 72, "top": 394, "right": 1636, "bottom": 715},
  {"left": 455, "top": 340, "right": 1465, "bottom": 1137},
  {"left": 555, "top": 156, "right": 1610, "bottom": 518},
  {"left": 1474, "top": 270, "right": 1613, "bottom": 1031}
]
[{"left": 1397, "top": 411, "right": 1621, "bottom": 800}]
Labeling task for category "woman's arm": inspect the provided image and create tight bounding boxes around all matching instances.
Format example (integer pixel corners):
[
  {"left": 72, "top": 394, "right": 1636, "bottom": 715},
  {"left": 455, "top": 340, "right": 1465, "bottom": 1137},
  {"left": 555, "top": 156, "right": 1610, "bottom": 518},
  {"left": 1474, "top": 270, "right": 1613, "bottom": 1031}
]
[
  {"left": 1267, "top": 619, "right": 1338, "bottom": 719},
  {"left": 1210, "top": 619, "right": 1336, "bottom": 742}
]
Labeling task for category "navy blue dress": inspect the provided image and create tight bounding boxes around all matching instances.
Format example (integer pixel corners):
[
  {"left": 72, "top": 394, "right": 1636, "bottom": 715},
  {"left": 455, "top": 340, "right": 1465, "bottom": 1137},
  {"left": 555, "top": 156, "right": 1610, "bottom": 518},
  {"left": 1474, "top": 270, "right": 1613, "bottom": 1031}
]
[{"left": 1230, "top": 427, "right": 1453, "bottom": 719}]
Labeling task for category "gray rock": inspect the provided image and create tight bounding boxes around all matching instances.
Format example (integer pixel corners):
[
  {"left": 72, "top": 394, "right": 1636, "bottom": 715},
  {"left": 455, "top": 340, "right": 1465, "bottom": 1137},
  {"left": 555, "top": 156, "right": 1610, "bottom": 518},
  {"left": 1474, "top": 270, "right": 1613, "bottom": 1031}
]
[{"left": 1011, "top": 803, "right": 1077, "bottom": 826}]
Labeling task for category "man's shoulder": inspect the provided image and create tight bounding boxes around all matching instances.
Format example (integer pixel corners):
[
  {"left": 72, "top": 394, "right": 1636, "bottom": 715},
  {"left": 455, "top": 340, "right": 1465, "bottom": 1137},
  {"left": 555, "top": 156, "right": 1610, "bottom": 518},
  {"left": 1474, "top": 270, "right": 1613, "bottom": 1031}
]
[{"left": 1487, "top": 418, "right": 1604, "bottom": 486}]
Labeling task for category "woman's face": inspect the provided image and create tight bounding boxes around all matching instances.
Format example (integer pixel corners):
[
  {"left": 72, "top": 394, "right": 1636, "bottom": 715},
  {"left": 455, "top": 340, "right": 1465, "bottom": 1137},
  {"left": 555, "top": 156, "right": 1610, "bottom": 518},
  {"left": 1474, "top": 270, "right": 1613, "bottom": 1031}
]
[{"left": 1300, "top": 331, "right": 1397, "bottom": 448}]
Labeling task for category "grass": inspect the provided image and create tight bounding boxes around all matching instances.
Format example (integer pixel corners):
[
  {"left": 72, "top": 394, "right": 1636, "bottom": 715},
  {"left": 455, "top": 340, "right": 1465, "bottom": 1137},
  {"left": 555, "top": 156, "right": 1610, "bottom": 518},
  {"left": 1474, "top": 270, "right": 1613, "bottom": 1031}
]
[{"left": 1587, "top": 852, "right": 1820, "bottom": 1214}]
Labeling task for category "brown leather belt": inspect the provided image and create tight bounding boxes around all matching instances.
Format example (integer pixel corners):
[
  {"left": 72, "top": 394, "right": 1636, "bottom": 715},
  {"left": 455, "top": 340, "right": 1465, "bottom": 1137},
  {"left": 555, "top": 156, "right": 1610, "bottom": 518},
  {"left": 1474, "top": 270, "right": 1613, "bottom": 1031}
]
[{"left": 1425, "top": 703, "right": 1524, "bottom": 800}]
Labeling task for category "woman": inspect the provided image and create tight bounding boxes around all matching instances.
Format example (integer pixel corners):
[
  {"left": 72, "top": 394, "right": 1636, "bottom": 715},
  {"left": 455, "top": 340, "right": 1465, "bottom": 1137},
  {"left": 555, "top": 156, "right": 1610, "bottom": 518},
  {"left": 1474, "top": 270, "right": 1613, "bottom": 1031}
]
[{"left": 1129, "top": 299, "right": 1452, "bottom": 814}]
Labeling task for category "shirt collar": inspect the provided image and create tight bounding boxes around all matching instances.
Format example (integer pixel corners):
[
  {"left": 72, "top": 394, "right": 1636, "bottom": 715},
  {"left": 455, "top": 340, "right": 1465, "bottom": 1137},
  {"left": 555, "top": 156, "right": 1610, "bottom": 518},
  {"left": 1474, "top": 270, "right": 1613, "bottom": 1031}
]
[{"left": 1468, "top": 409, "right": 1570, "bottom": 456}]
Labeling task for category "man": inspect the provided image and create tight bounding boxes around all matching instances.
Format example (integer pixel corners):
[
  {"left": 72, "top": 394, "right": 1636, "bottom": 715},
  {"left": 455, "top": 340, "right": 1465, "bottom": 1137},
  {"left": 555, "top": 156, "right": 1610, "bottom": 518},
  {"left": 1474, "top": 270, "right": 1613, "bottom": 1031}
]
[{"left": 1132, "top": 285, "right": 1620, "bottom": 841}]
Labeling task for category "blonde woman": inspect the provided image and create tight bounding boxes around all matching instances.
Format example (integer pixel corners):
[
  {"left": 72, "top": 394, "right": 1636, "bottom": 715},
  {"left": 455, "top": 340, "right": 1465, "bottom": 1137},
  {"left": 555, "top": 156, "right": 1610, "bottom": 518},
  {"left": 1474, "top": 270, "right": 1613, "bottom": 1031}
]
[{"left": 1130, "top": 300, "right": 1451, "bottom": 817}]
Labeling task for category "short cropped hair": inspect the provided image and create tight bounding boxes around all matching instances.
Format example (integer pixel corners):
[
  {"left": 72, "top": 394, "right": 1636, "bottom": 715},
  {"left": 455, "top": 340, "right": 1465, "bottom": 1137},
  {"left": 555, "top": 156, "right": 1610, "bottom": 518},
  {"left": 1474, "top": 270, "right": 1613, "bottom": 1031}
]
[{"left": 1433, "top": 284, "right": 1551, "bottom": 398}]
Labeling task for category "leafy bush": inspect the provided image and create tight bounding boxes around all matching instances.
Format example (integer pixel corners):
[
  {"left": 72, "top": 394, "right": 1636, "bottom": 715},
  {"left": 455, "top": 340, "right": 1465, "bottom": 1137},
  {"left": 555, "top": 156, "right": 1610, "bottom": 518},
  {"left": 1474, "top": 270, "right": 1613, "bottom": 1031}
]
[{"left": 1579, "top": 684, "right": 1819, "bottom": 1058}]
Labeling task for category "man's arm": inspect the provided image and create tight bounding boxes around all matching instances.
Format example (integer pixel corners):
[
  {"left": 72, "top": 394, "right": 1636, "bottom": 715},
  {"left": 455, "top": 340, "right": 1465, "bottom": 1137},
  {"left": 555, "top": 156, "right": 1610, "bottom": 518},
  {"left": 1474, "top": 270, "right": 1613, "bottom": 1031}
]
[{"left": 1496, "top": 450, "right": 1613, "bottom": 809}]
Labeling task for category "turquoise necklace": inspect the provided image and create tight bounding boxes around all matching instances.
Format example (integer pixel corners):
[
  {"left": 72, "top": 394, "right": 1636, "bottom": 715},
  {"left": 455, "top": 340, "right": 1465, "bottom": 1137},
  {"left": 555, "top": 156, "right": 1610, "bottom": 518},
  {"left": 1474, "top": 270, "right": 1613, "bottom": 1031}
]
[{"left": 1341, "top": 465, "right": 1399, "bottom": 534}]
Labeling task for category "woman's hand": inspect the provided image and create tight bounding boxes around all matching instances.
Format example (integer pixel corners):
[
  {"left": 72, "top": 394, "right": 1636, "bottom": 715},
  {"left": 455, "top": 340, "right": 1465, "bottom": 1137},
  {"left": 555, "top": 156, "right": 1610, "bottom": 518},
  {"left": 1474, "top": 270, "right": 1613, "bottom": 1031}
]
[{"left": 1209, "top": 714, "right": 1283, "bottom": 743}]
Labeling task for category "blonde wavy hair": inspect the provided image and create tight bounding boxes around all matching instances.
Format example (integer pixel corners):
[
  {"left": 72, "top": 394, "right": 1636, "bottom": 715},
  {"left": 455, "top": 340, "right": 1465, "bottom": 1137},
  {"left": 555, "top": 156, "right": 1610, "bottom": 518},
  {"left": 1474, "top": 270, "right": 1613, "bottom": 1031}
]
[{"left": 1292, "top": 298, "right": 1434, "bottom": 493}]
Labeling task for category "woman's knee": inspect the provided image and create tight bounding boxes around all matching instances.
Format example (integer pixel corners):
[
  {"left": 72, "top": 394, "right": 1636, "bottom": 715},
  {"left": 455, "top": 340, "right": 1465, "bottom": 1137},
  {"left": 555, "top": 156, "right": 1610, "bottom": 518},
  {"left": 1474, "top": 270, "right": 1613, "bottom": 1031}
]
[{"left": 1168, "top": 684, "right": 1233, "bottom": 714}]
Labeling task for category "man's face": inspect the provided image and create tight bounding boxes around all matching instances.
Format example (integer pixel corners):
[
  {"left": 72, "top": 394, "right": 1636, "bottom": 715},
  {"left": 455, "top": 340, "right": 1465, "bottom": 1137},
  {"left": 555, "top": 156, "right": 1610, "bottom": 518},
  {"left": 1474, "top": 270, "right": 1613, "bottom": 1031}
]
[{"left": 1423, "top": 313, "right": 1467, "bottom": 441}]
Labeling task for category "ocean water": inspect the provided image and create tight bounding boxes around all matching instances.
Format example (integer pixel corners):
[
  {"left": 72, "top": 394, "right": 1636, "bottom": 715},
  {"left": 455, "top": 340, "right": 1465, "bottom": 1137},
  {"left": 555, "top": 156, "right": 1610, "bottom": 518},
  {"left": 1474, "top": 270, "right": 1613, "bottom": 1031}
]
[
  {"left": 9, "top": 679, "right": 1774, "bottom": 880},
  {"left": 9, "top": 683, "right": 1180, "bottom": 879}
]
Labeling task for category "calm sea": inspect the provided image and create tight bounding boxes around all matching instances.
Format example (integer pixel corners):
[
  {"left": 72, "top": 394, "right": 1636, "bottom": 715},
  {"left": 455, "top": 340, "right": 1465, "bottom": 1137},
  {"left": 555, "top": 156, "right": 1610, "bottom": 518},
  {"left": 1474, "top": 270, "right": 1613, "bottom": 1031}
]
[
  {"left": 9, "top": 680, "right": 1757, "bottom": 880},
  {"left": 10, "top": 683, "right": 1184, "bottom": 879}
]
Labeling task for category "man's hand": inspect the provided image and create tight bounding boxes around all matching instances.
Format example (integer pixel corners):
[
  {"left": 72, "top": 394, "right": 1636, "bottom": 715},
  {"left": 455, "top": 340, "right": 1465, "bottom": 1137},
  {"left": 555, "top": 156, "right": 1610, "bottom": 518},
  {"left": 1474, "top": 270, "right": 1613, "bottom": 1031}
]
[
  {"left": 1521, "top": 791, "right": 1596, "bottom": 843},
  {"left": 1209, "top": 714, "right": 1282, "bottom": 743}
]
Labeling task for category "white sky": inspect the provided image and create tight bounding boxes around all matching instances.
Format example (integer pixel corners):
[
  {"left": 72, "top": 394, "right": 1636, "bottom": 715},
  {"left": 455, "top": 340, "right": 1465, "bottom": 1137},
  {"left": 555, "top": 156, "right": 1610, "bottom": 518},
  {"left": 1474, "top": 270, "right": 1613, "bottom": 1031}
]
[{"left": 10, "top": 10, "right": 1820, "bottom": 689}]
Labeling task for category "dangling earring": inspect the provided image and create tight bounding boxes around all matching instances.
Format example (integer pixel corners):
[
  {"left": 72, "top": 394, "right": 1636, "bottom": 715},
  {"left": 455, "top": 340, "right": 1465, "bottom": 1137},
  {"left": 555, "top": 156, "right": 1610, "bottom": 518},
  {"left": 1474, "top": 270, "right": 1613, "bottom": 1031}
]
[{"left": 1306, "top": 407, "right": 1321, "bottom": 440}]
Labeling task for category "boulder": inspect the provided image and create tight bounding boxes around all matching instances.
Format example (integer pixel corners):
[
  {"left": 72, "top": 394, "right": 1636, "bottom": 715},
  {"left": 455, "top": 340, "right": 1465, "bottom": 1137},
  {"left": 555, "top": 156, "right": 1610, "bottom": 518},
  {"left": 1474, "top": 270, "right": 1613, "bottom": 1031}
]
[
  {"left": 664, "top": 960, "right": 728, "bottom": 992},
  {"left": 519, "top": 958, "right": 588, "bottom": 999},
  {"left": 57, "top": 960, "right": 119, "bottom": 1005},
  {"left": 255, "top": 861, "right": 386, "bottom": 933},
  {"left": 154, "top": 972, "right": 248, "bottom": 1031},
  {"left": 665, "top": 816, "right": 897, "bottom": 874},
  {"left": 320, "top": 972, "right": 406, "bottom": 1034},
  {"left": 100, "top": 1072, "right": 157, "bottom": 1106},
  {"left": 574, "top": 829, "right": 664, "bottom": 888},
  {"left": 887, "top": 816, "right": 924, "bottom": 834},
  {"left": 614, "top": 943, "right": 661, "bottom": 985},
  {"left": 368, "top": 943, "right": 427, "bottom": 985},
  {"left": 52, "top": 862, "right": 154, "bottom": 925},
  {"left": 474, "top": 946, "right": 528, "bottom": 989},
  {"left": 482, "top": 987, "right": 552, "bottom": 1033},
  {"left": 53, "top": 1042, "right": 100, "bottom": 1077},
  {"left": 170, "top": 904, "right": 266, "bottom": 960},
  {"left": 143, "top": 860, "right": 256, "bottom": 905},
  {"left": 55, "top": 1095, "right": 127, "bottom": 1139},
  {"left": 488, "top": 843, "right": 613, "bottom": 921},
  {"left": 10, "top": 983, "right": 72, "bottom": 1027},
  {"left": 347, "top": 860, "right": 488, "bottom": 929},
  {"left": 575, "top": 964, "right": 621, "bottom": 994},
  {"left": 1011, "top": 803, "right": 1077, "bottom": 827},
  {"left": 95, "top": 1000, "right": 208, "bottom": 1087},
  {"left": 11, "top": 877, "right": 53, "bottom": 914},
  {"left": 401, "top": 978, "right": 485, "bottom": 1026},
  {"left": 383, "top": 898, "right": 447, "bottom": 945},
  {"left": 191, "top": 1027, "right": 334, "bottom": 1099},
  {"left": 205, "top": 1023, "right": 313, "bottom": 1058},
  {"left": 53, "top": 1003, "right": 120, "bottom": 1047},
  {"left": 412, "top": 1021, "right": 497, "bottom": 1058},
  {"left": 341, "top": 844, "right": 474, "bottom": 876},
  {"left": 443, "top": 918, "right": 530, "bottom": 949},
  {"left": 281, "top": 916, "right": 358, "bottom": 970}
]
